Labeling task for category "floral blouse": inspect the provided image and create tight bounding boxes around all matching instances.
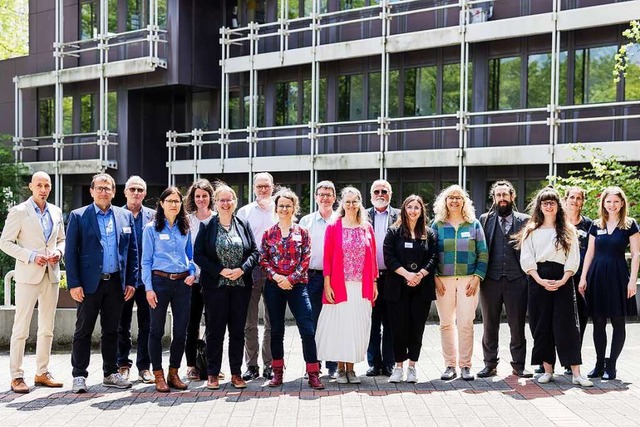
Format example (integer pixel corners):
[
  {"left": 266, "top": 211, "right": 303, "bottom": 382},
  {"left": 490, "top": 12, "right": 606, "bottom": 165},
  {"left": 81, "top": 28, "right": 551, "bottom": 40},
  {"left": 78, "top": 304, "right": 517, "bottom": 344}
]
[
  {"left": 215, "top": 223, "right": 245, "bottom": 287},
  {"left": 343, "top": 226, "right": 366, "bottom": 282}
]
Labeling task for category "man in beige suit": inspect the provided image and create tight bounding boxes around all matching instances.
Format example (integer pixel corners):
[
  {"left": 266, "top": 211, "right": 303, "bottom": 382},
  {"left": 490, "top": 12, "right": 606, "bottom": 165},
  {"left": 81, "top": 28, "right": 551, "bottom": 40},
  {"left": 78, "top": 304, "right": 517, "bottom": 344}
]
[{"left": 0, "top": 171, "right": 66, "bottom": 393}]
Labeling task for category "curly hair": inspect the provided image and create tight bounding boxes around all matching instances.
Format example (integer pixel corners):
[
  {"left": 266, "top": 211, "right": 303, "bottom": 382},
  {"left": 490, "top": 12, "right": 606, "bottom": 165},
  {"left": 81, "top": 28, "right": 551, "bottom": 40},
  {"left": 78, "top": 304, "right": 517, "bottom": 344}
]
[
  {"left": 597, "top": 186, "right": 633, "bottom": 230},
  {"left": 154, "top": 187, "right": 190, "bottom": 235},
  {"left": 394, "top": 194, "right": 428, "bottom": 239},
  {"left": 516, "top": 186, "right": 572, "bottom": 254},
  {"left": 185, "top": 178, "right": 215, "bottom": 213},
  {"left": 433, "top": 185, "right": 476, "bottom": 223}
]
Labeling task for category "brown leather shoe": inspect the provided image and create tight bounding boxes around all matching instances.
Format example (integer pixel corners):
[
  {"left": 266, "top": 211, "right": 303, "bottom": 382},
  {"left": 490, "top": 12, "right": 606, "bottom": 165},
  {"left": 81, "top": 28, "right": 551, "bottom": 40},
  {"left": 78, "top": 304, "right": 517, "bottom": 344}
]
[
  {"left": 11, "top": 378, "right": 29, "bottom": 393},
  {"left": 206, "top": 375, "right": 220, "bottom": 389},
  {"left": 153, "top": 369, "right": 170, "bottom": 393},
  {"left": 231, "top": 374, "right": 247, "bottom": 389},
  {"left": 34, "top": 372, "right": 63, "bottom": 388},
  {"left": 167, "top": 367, "right": 187, "bottom": 390}
]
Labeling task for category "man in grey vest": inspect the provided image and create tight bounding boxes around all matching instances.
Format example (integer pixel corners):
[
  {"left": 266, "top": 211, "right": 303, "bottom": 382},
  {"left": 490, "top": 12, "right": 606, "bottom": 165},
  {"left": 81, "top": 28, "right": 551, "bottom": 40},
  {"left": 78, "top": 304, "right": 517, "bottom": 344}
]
[{"left": 477, "top": 181, "right": 533, "bottom": 378}]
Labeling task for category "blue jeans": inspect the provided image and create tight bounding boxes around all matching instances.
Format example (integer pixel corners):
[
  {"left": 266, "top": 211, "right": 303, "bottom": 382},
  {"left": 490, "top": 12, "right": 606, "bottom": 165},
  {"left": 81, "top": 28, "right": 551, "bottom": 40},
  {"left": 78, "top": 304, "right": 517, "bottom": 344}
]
[
  {"left": 148, "top": 276, "right": 192, "bottom": 371},
  {"left": 264, "top": 279, "right": 318, "bottom": 363},
  {"left": 308, "top": 271, "right": 337, "bottom": 371}
]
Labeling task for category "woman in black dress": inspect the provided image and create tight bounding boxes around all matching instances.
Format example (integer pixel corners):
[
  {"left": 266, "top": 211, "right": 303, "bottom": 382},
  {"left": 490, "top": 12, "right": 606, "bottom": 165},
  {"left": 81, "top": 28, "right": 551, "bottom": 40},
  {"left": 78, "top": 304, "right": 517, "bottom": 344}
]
[
  {"left": 383, "top": 195, "right": 437, "bottom": 383},
  {"left": 579, "top": 186, "right": 640, "bottom": 380}
]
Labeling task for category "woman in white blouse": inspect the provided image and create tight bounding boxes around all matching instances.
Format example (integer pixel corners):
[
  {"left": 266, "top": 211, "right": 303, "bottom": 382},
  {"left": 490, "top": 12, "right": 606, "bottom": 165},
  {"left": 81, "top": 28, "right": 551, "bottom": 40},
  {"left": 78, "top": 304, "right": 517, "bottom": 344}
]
[{"left": 517, "top": 187, "right": 592, "bottom": 387}]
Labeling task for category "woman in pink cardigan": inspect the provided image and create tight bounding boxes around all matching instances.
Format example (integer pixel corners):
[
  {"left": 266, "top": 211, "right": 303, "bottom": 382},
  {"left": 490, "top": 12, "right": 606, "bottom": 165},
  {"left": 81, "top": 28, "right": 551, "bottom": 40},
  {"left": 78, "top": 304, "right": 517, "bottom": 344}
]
[{"left": 315, "top": 186, "right": 378, "bottom": 384}]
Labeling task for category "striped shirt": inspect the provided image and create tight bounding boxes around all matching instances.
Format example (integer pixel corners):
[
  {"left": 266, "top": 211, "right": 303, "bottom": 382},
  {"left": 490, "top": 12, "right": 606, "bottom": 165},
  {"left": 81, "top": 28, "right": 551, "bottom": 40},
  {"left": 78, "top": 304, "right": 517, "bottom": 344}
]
[{"left": 432, "top": 219, "right": 488, "bottom": 280}]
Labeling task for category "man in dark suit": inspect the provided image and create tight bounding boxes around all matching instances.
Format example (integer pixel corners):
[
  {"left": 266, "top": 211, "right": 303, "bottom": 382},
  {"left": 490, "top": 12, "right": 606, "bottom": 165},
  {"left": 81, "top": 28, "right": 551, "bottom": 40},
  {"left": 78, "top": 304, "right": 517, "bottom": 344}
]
[
  {"left": 477, "top": 180, "right": 532, "bottom": 378},
  {"left": 366, "top": 179, "right": 400, "bottom": 377},
  {"left": 65, "top": 173, "right": 139, "bottom": 393},
  {"left": 116, "top": 176, "right": 156, "bottom": 384}
]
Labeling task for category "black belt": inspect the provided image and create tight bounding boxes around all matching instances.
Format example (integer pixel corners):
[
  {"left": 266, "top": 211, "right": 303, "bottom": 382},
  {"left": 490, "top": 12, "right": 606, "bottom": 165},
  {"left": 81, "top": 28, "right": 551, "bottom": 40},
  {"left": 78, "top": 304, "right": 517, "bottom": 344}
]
[
  {"left": 379, "top": 270, "right": 388, "bottom": 276},
  {"left": 309, "top": 269, "right": 323, "bottom": 275},
  {"left": 100, "top": 272, "right": 120, "bottom": 281},
  {"left": 153, "top": 270, "right": 190, "bottom": 280}
]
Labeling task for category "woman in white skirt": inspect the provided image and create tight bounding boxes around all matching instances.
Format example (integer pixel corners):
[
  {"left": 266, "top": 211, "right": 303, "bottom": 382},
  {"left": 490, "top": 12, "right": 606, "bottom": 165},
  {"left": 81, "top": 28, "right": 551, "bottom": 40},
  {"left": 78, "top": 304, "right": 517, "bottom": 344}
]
[{"left": 316, "top": 186, "right": 379, "bottom": 384}]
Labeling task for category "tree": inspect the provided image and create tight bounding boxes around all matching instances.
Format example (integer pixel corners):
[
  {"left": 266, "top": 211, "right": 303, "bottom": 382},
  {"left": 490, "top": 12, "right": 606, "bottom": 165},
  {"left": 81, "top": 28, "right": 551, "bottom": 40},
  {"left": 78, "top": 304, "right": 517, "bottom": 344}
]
[
  {"left": 614, "top": 20, "right": 640, "bottom": 83},
  {"left": 549, "top": 144, "right": 640, "bottom": 221},
  {"left": 0, "top": 0, "right": 29, "bottom": 60},
  {"left": 0, "top": 134, "right": 27, "bottom": 303}
]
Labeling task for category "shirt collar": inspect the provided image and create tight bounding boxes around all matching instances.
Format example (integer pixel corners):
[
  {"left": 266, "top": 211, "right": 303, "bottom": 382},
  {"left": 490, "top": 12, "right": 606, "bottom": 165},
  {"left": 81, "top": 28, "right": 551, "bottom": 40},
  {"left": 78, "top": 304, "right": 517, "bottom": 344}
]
[
  {"left": 374, "top": 206, "right": 390, "bottom": 215},
  {"left": 94, "top": 203, "right": 113, "bottom": 215},
  {"left": 315, "top": 210, "right": 336, "bottom": 222},
  {"left": 29, "top": 197, "right": 48, "bottom": 215}
]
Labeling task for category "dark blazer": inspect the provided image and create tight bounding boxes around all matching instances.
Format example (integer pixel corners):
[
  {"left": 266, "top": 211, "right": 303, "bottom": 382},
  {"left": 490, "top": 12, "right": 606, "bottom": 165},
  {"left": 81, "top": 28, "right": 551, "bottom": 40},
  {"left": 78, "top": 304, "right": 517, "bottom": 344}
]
[
  {"left": 123, "top": 204, "right": 155, "bottom": 287},
  {"left": 193, "top": 215, "right": 259, "bottom": 290},
  {"left": 367, "top": 206, "right": 401, "bottom": 231},
  {"left": 479, "top": 209, "right": 530, "bottom": 254},
  {"left": 383, "top": 225, "right": 438, "bottom": 302},
  {"left": 65, "top": 204, "right": 139, "bottom": 294}
]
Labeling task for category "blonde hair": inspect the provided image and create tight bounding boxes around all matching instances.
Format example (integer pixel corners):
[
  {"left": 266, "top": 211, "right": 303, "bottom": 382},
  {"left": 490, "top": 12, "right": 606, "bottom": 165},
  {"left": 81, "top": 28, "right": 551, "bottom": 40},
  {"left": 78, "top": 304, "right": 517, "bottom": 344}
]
[
  {"left": 597, "top": 186, "right": 633, "bottom": 230},
  {"left": 337, "top": 186, "right": 368, "bottom": 226},
  {"left": 433, "top": 185, "right": 476, "bottom": 223},
  {"left": 214, "top": 185, "right": 238, "bottom": 212}
]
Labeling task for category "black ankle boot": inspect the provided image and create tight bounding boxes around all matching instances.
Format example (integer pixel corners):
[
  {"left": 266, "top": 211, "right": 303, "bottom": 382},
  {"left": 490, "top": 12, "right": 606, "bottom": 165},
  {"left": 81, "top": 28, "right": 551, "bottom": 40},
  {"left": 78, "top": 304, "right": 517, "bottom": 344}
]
[
  {"left": 587, "top": 359, "right": 605, "bottom": 378},
  {"left": 602, "top": 358, "right": 617, "bottom": 380}
]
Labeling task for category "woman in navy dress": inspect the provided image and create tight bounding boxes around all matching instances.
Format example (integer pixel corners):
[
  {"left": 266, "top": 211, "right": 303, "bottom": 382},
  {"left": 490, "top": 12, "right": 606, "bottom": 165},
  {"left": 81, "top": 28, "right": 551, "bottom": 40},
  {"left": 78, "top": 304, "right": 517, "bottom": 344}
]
[{"left": 579, "top": 186, "right": 640, "bottom": 380}]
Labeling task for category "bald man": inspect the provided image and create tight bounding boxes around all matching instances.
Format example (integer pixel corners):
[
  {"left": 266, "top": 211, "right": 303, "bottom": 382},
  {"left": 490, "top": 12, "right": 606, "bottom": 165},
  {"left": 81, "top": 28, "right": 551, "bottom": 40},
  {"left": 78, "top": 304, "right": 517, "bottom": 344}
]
[{"left": 0, "top": 172, "right": 66, "bottom": 393}]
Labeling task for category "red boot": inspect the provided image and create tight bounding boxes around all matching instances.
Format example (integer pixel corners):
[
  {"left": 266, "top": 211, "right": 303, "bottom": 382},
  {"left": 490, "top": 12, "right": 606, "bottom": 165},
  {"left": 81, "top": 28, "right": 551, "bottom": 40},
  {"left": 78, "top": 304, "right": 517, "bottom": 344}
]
[
  {"left": 269, "top": 359, "right": 285, "bottom": 387},
  {"left": 306, "top": 362, "right": 325, "bottom": 389}
]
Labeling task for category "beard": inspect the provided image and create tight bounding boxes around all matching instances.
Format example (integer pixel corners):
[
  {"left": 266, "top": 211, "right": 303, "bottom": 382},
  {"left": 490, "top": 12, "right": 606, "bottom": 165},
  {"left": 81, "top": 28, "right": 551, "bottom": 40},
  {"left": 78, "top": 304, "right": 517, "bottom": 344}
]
[
  {"left": 372, "top": 199, "right": 389, "bottom": 210},
  {"left": 496, "top": 202, "right": 514, "bottom": 217}
]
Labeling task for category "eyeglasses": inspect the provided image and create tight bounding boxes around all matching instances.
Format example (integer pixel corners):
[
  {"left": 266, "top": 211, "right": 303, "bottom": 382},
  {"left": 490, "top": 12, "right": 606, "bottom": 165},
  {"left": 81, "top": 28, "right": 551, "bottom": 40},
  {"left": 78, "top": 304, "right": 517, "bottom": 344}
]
[
  {"left": 217, "top": 199, "right": 234, "bottom": 204},
  {"left": 277, "top": 205, "right": 294, "bottom": 210},
  {"left": 127, "top": 187, "right": 145, "bottom": 193},
  {"left": 93, "top": 186, "right": 113, "bottom": 193},
  {"left": 317, "top": 193, "right": 334, "bottom": 198},
  {"left": 373, "top": 189, "right": 389, "bottom": 196},
  {"left": 344, "top": 200, "right": 360, "bottom": 206},
  {"left": 163, "top": 199, "right": 182, "bottom": 205},
  {"left": 541, "top": 201, "right": 557, "bottom": 207},
  {"left": 447, "top": 196, "right": 463, "bottom": 201},
  {"left": 255, "top": 185, "right": 272, "bottom": 190}
]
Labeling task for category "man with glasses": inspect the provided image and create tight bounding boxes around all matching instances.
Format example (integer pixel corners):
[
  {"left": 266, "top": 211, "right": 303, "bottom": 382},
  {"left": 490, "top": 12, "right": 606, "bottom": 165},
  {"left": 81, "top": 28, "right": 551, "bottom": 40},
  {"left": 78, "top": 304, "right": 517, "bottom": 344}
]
[
  {"left": 366, "top": 179, "right": 400, "bottom": 377},
  {"left": 300, "top": 180, "right": 339, "bottom": 378},
  {"left": 237, "top": 172, "right": 277, "bottom": 380},
  {"left": 477, "top": 180, "right": 533, "bottom": 379},
  {"left": 65, "top": 173, "right": 139, "bottom": 393},
  {"left": 116, "top": 176, "right": 156, "bottom": 383}
]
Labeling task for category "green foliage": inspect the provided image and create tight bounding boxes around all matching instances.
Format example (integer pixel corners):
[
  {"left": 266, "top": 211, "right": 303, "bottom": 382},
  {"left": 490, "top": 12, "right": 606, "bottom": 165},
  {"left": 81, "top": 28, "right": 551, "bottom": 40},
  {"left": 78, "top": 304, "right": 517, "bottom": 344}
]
[
  {"left": 615, "top": 20, "right": 640, "bottom": 83},
  {"left": 549, "top": 144, "right": 640, "bottom": 221},
  {"left": 0, "top": 0, "right": 28, "bottom": 59}
]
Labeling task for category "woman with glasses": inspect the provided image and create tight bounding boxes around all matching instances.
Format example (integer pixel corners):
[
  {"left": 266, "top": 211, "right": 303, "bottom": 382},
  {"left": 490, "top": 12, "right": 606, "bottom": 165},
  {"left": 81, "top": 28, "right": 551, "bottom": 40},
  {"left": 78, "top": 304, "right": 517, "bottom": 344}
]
[
  {"left": 184, "top": 179, "right": 217, "bottom": 381},
  {"left": 194, "top": 185, "right": 259, "bottom": 389},
  {"left": 432, "top": 185, "right": 488, "bottom": 381},
  {"left": 316, "top": 186, "right": 378, "bottom": 384},
  {"left": 142, "top": 187, "right": 196, "bottom": 392},
  {"left": 259, "top": 188, "right": 324, "bottom": 389},
  {"left": 579, "top": 187, "right": 640, "bottom": 380},
  {"left": 383, "top": 195, "right": 437, "bottom": 383},
  {"left": 518, "top": 187, "right": 592, "bottom": 387}
]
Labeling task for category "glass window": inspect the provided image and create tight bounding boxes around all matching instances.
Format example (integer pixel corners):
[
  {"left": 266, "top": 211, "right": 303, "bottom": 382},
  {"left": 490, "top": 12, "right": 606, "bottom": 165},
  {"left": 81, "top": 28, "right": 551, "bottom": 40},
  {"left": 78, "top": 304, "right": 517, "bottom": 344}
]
[
  {"left": 228, "top": 92, "right": 242, "bottom": 129},
  {"left": 107, "top": 92, "right": 118, "bottom": 132},
  {"left": 574, "top": 45, "right": 617, "bottom": 104},
  {"left": 244, "top": 87, "right": 265, "bottom": 127},
  {"left": 127, "top": 0, "right": 147, "bottom": 31},
  {"left": 80, "top": 1, "right": 98, "bottom": 40},
  {"left": 276, "top": 81, "right": 299, "bottom": 126},
  {"left": 278, "top": 0, "right": 300, "bottom": 19},
  {"left": 304, "top": 0, "right": 328, "bottom": 15},
  {"left": 527, "top": 52, "right": 568, "bottom": 108},
  {"left": 157, "top": 0, "right": 167, "bottom": 29},
  {"left": 81, "top": 94, "right": 97, "bottom": 133},
  {"left": 303, "top": 78, "right": 326, "bottom": 123},
  {"left": 368, "top": 70, "right": 399, "bottom": 119},
  {"left": 443, "top": 63, "right": 472, "bottom": 114},
  {"left": 108, "top": 0, "right": 117, "bottom": 33},
  {"left": 38, "top": 99, "right": 54, "bottom": 137},
  {"left": 401, "top": 182, "right": 436, "bottom": 209},
  {"left": 405, "top": 66, "right": 436, "bottom": 116},
  {"left": 340, "top": 0, "right": 366, "bottom": 10},
  {"left": 338, "top": 74, "right": 364, "bottom": 121},
  {"left": 63, "top": 96, "right": 73, "bottom": 134},
  {"left": 247, "top": 0, "right": 266, "bottom": 24},
  {"left": 625, "top": 46, "right": 640, "bottom": 100},
  {"left": 192, "top": 91, "right": 211, "bottom": 130},
  {"left": 489, "top": 56, "right": 521, "bottom": 110}
]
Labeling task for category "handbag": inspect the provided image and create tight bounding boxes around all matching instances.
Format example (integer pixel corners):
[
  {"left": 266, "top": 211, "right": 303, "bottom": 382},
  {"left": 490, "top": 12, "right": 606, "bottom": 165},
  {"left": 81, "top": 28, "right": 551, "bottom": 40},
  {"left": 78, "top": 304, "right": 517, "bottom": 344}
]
[{"left": 195, "top": 338, "right": 208, "bottom": 380}]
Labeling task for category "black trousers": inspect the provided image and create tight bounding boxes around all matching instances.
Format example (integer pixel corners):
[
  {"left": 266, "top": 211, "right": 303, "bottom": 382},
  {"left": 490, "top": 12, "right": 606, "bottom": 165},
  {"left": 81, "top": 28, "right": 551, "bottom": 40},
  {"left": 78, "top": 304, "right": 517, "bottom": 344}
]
[
  {"left": 528, "top": 262, "right": 582, "bottom": 367},
  {"left": 387, "top": 285, "right": 430, "bottom": 362},
  {"left": 116, "top": 285, "right": 151, "bottom": 371},
  {"left": 185, "top": 282, "right": 206, "bottom": 367},
  {"left": 479, "top": 275, "right": 528, "bottom": 370},
  {"left": 71, "top": 278, "right": 124, "bottom": 378},
  {"left": 367, "top": 273, "right": 394, "bottom": 369},
  {"left": 203, "top": 284, "right": 251, "bottom": 376}
]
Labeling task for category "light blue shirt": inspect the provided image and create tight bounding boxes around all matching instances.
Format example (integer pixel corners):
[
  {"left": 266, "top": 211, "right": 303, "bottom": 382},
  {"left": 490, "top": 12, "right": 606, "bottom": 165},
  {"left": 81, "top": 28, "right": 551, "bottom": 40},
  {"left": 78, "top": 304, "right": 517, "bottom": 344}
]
[
  {"left": 94, "top": 204, "right": 119, "bottom": 274},
  {"left": 29, "top": 198, "right": 53, "bottom": 263},
  {"left": 141, "top": 220, "right": 196, "bottom": 291}
]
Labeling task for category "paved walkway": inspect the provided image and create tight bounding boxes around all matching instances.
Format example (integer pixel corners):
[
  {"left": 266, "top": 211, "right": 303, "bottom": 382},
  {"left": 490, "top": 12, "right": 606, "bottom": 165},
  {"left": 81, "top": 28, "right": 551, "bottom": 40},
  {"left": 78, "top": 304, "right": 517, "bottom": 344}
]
[{"left": 1, "top": 322, "right": 640, "bottom": 426}]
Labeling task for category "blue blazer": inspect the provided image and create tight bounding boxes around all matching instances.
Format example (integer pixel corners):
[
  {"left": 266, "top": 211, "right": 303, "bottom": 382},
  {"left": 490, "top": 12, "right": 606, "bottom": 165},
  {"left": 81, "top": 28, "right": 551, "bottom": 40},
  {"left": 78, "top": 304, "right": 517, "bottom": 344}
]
[
  {"left": 124, "top": 204, "right": 156, "bottom": 287},
  {"left": 65, "top": 204, "right": 139, "bottom": 294}
]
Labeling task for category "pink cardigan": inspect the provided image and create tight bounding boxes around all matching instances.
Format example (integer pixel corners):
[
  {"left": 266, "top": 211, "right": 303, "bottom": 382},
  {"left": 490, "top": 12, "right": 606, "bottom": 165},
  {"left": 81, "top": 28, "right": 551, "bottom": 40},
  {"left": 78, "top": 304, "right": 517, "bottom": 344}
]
[{"left": 322, "top": 218, "right": 378, "bottom": 305}]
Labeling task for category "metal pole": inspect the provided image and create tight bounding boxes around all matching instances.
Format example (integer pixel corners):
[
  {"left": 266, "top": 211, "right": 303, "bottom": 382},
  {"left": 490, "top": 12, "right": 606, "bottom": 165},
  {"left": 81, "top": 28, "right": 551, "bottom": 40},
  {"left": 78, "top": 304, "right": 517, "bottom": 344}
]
[{"left": 458, "top": 0, "right": 467, "bottom": 187}]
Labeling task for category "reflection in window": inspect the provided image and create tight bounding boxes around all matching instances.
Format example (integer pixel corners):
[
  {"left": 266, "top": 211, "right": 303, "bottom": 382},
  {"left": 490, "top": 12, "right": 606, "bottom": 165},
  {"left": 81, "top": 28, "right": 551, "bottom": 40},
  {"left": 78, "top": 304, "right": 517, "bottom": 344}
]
[
  {"left": 527, "top": 52, "right": 568, "bottom": 108},
  {"left": 228, "top": 92, "right": 242, "bottom": 129},
  {"left": 338, "top": 74, "right": 364, "bottom": 121},
  {"left": 127, "top": 0, "right": 147, "bottom": 31},
  {"left": 401, "top": 182, "right": 435, "bottom": 208},
  {"left": 304, "top": 0, "right": 328, "bottom": 16},
  {"left": 192, "top": 91, "right": 211, "bottom": 131},
  {"left": 303, "top": 78, "right": 327, "bottom": 123},
  {"left": 247, "top": 0, "right": 266, "bottom": 23},
  {"left": 625, "top": 45, "right": 640, "bottom": 100},
  {"left": 243, "top": 87, "right": 265, "bottom": 127},
  {"left": 81, "top": 94, "right": 96, "bottom": 133},
  {"left": 276, "top": 81, "right": 299, "bottom": 126},
  {"left": 489, "top": 57, "right": 521, "bottom": 110},
  {"left": 278, "top": 0, "right": 300, "bottom": 19},
  {"left": 405, "top": 66, "right": 436, "bottom": 116},
  {"left": 39, "top": 99, "right": 54, "bottom": 137},
  {"left": 368, "top": 71, "right": 399, "bottom": 119},
  {"left": 340, "top": 0, "right": 366, "bottom": 10},
  {"left": 574, "top": 45, "right": 617, "bottom": 104},
  {"left": 63, "top": 97, "right": 73, "bottom": 134},
  {"left": 108, "top": 0, "right": 117, "bottom": 33},
  {"left": 443, "top": 63, "right": 472, "bottom": 114},
  {"left": 80, "top": 1, "right": 97, "bottom": 40},
  {"left": 157, "top": 0, "right": 167, "bottom": 28},
  {"left": 108, "top": 92, "right": 118, "bottom": 132}
]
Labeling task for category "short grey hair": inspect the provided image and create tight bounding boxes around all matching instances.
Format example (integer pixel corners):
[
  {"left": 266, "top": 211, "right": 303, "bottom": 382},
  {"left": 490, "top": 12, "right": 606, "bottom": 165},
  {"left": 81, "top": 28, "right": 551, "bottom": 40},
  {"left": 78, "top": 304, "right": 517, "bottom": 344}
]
[{"left": 125, "top": 175, "right": 147, "bottom": 191}]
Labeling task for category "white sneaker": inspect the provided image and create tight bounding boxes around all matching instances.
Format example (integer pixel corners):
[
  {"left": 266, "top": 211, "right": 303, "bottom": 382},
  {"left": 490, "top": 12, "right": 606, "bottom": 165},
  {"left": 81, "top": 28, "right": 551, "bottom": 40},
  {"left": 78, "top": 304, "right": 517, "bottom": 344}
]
[
  {"left": 103, "top": 372, "right": 132, "bottom": 389},
  {"left": 538, "top": 373, "right": 553, "bottom": 384},
  {"left": 406, "top": 366, "right": 418, "bottom": 383},
  {"left": 335, "top": 369, "right": 348, "bottom": 384},
  {"left": 346, "top": 370, "right": 361, "bottom": 384},
  {"left": 72, "top": 376, "right": 87, "bottom": 393},
  {"left": 388, "top": 367, "right": 404, "bottom": 383},
  {"left": 572, "top": 375, "right": 594, "bottom": 387}
]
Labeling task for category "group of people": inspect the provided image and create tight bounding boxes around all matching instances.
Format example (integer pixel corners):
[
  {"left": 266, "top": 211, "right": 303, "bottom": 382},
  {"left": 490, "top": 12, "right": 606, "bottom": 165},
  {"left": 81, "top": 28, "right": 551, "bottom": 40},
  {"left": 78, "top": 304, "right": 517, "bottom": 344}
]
[{"left": 1, "top": 171, "right": 638, "bottom": 394}]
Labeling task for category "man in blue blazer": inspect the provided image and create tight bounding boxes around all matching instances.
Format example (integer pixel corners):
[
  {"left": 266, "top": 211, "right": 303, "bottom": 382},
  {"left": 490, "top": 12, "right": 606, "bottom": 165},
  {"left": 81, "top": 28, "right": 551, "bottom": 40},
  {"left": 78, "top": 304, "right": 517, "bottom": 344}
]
[
  {"left": 116, "top": 176, "right": 156, "bottom": 384},
  {"left": 65, "top": 173, "right": 139, "bottom": 393}
]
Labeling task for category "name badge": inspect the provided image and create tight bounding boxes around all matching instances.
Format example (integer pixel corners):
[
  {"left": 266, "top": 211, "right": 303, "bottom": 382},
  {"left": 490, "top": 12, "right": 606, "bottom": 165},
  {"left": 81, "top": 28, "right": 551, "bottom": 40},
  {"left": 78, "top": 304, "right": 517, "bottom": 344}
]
[
  {"left": 597, "top": 229, "right": 607, "bottom": 235},
  {"left": 404, "top": 242, "right": 413, "bottom": 249},
  {"left": 292, "top": 234, "right": 302, "bottom": 242},
  {"left": 123, "top": 227, "right": 132, "bottom": 234},
  {"left": 460, "top": 231, "right": 471, "bottom": 238},
  {"left": 159, "top": 233, "right": 170, "bottom": 240},
  {"left": 578, "top": 230, "right": 587, "bottom": 238}
]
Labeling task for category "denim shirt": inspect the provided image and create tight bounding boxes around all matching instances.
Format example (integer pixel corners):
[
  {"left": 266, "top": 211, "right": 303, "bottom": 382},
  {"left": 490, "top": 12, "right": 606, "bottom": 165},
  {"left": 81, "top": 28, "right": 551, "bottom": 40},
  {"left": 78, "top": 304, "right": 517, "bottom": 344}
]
[{"left": 94, "top": 204, "right": 119, "bottom": 274}]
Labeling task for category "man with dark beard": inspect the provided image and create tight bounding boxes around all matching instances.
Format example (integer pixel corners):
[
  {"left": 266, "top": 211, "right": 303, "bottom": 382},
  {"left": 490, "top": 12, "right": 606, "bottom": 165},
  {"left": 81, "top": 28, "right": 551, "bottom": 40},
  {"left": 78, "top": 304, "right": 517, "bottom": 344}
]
[{"left": 477, "top": 181, "right": 533, "bottom": 378}]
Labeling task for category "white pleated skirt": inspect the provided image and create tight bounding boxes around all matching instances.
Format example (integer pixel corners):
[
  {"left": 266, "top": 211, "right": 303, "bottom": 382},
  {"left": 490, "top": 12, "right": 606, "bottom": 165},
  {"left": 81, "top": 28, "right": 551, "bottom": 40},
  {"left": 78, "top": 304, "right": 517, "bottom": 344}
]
[{"left": 315, "top": 281, "right": 372, "bottom": 363}]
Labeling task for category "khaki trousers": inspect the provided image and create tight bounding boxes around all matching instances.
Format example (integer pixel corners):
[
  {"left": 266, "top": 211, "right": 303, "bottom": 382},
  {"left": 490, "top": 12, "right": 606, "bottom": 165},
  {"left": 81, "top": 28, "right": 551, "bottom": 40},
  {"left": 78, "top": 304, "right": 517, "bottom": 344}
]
[
  {"left": 10, "top": 275, "right": 59, "bottom": 379},
  {"left": 434, "top": 275, "right": 479, "bottom": 368}
]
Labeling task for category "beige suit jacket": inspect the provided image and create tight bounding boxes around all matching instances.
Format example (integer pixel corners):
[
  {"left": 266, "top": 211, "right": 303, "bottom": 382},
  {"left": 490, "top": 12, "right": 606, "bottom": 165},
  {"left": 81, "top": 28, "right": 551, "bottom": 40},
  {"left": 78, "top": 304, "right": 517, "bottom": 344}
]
[{"left": 0, "top": 198, "right": 66, "bottom": 284}]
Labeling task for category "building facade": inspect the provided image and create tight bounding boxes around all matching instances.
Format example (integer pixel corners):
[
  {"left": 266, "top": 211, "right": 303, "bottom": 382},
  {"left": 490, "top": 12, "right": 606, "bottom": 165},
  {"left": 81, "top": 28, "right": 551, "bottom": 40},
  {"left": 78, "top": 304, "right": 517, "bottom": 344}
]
[{"left": 1, "top": 0, "right": 639, "bottom": 213}]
